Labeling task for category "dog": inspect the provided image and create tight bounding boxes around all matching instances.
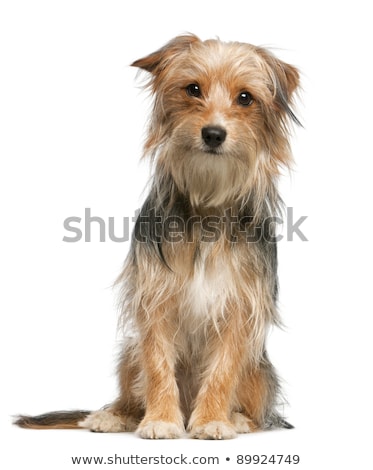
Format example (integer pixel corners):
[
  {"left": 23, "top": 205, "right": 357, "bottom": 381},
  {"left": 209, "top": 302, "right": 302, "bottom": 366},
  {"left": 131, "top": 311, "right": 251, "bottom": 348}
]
[{"left": 15, "top": 34, "right": 300, "bottom": 439}]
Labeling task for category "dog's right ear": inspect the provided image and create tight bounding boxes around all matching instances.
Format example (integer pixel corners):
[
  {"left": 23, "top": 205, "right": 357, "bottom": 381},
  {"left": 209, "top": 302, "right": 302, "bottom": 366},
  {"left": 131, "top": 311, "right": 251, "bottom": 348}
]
[{"left": 131, "top": 34, "right": 200, "bottom": 74}]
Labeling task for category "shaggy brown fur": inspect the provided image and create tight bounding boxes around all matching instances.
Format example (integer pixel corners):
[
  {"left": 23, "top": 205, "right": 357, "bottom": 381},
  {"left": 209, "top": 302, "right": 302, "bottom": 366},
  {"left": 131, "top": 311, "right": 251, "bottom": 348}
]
[{"left": 15, "top": 34, "right": 300, "bottom": 439}]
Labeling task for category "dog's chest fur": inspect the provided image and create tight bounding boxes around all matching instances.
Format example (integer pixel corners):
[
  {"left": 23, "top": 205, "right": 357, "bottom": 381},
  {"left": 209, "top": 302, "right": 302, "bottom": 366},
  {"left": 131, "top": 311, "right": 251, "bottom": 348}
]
[
  {"left": 172, "top": 237, "right": 251, "bottom": 331},
  {"left": 184, "top": 246, "right": 231, "bottom": 320}
]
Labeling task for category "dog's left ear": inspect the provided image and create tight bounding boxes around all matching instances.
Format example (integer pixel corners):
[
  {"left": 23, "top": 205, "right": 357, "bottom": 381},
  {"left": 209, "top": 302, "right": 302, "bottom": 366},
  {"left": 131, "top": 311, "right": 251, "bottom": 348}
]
[
  {"left": 131, "top": 34, "right": 201, "bottom": 74},
  {"left": 258, "top": 48, "right": 300, "bottom": 97},
  {"left": 257, "top": 48, "right": 301, "bottom": 125},
  {"left": 276, "top": 60, "right": 299, "bottom": 98}
]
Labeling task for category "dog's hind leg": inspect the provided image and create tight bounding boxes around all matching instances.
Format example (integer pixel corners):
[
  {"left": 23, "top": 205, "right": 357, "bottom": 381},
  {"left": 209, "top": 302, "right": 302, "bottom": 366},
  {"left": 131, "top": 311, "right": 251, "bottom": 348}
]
[
  {"left": 235, "top": 351, "right": 292, "bottom": 431},
  {"left": 80, "top": 342, "right": 145, "bottom": 433}
]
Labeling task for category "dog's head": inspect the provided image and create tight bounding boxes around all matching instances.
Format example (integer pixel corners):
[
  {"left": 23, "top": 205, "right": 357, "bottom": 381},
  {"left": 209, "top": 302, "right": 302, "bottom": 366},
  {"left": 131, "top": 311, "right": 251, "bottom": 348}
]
[{"left": 132, "top": 34, "right": 300, "bottom": 209}]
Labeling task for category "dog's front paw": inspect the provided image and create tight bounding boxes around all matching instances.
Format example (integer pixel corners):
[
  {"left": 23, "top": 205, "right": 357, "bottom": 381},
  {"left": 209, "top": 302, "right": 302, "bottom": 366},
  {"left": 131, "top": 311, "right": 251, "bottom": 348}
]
[
  {"left": 79, "top": 410, "right": 138, "bottom": 433},
  {"left": 189, "top": 421, "right": 237, "bottom": 440},
  {"left": 136, "top": 420, "right": 184, "bottom": 439}
]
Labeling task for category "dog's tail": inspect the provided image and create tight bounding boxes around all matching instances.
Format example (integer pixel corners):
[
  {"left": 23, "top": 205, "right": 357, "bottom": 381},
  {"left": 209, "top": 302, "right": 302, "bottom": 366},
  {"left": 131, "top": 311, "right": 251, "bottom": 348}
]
[
  {"left": 264, "top": 412, "right": 294, "bottom": 430},
  {"left": 14, "top": 410, "right": 90, "bottom": 430},
  {"left": 278, "top": 418, "right": 294, "bottom": 429}
]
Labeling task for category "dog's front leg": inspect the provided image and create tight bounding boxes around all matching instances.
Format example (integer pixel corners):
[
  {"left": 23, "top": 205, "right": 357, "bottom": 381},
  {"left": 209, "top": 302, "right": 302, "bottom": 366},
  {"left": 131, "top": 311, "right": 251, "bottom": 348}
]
[
  {"left": 188, "top": 312, "right": 249, "bottom": 440},
  {"left": 136, "top": 313, "right": 184, "bottom": 439}
]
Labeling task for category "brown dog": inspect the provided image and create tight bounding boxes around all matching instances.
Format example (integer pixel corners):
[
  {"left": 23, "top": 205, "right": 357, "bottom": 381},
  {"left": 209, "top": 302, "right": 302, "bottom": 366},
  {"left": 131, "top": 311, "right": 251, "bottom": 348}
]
[{"left": 15, "top": 34, "right": 300, "bottom": 439}]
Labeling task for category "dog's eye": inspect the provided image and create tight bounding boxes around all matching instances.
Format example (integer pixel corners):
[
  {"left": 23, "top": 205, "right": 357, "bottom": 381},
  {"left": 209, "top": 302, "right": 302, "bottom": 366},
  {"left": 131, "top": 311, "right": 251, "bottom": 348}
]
[
  {"left": 237, "top": 91, "right": 254, "bottom": 106},
  {"left": 186, "top": 83, "right": 201, "bottom": 98}
]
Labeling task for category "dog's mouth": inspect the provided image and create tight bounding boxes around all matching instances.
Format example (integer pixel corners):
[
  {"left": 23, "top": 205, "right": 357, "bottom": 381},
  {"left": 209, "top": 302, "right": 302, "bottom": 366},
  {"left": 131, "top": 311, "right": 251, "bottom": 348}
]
[{"left": 201, "top": 145, "right": 224, "bottom": 156}]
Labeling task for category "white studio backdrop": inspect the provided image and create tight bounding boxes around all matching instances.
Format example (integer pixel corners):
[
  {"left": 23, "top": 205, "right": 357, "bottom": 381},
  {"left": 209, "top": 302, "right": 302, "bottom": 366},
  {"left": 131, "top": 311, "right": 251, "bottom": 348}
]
[{"left": 1, "top": 1, "right": 372, "bottom": 469}]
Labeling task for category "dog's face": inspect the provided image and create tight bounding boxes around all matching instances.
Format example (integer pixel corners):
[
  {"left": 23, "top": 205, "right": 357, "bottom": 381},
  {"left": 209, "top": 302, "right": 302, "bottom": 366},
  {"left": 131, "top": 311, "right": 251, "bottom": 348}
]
[{"left": 132, "top": 35, "right": 300, "bottom": 208}]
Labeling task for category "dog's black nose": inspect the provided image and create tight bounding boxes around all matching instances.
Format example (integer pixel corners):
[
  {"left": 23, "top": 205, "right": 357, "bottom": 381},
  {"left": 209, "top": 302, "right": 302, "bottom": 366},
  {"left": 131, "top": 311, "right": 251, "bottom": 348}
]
[{"left": 202, "top": 126, "right": 227, "bottom": 149}]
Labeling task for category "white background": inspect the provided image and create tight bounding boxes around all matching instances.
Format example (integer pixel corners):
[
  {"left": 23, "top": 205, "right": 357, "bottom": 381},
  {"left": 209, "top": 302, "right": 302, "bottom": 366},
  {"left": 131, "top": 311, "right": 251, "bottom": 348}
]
[{"left": 1, "top": 1, "right": 372, "bottom": 469}]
